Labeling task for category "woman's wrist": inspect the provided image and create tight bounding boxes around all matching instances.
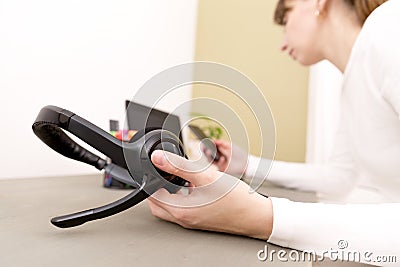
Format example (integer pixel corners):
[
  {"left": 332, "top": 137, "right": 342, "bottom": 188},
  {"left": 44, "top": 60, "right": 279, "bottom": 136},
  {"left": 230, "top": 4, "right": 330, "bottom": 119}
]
[{"left": 244, "top": 194, "right": 274, "bottom": 240}]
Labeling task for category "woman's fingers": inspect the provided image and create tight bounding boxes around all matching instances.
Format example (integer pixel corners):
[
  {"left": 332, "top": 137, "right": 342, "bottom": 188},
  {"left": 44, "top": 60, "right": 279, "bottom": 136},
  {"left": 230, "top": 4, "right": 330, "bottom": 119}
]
[
  {"left": 213, "top": 140, "right": 232, "bottom": 157},
  {"left": 148, "top": 192, "right": 192, "bottom": 228},
  {"left": 147, "top": 198, "right": 176, "bottom": 223},
  {"left": 151, "top": 150, "right": 219, "bottom": 186},
  {"left": 213, "top": 139, "right": 230, "bottom": 148}
]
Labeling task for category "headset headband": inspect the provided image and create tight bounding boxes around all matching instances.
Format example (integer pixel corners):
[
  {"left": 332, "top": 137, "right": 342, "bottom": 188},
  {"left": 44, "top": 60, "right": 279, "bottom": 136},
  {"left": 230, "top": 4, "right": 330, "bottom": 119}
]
[{"left": 32, "top": 105, "right": 126, "bottom": 169}]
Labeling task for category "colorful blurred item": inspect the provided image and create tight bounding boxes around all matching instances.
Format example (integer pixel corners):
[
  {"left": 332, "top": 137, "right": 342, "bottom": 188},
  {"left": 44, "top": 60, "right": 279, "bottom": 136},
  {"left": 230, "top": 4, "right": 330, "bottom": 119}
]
[
  {"left": 103, "top": 120, "right": 137, "bottom": 189},
  {"left": 111, "top": 129, "right": 137, "bottom": 141}
]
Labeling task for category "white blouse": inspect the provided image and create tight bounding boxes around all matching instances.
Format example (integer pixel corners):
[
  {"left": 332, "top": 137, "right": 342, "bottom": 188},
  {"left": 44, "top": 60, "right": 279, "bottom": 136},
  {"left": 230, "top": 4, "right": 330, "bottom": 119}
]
[{"left": 246, "top": 0, "right": 400, "bottom": 265}]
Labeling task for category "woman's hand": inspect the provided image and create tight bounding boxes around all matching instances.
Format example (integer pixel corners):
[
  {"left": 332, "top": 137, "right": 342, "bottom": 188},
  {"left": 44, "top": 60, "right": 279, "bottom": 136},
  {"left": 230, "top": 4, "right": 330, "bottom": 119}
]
[
  {"left": 147, "top": 150, "right": 273, "bottom": 240},
  {"left": 210, "top": 140, "right": 249, "bottom": 176}
]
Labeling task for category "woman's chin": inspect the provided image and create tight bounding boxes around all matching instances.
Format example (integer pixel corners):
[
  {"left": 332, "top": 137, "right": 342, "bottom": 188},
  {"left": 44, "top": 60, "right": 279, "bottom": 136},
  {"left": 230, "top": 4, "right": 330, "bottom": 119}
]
[{"left": 296, "top": 56, "right": 320, "bottom": 67}]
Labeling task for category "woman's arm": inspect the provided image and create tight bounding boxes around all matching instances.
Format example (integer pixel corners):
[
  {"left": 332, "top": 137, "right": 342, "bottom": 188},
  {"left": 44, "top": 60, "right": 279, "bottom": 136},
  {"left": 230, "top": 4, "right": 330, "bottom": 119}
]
[
  {"left": 246, "top": 118, "right": 358, "bottom": 196},
  {"left": 148, "top": 150, "right": 400, "bottom": 266}
]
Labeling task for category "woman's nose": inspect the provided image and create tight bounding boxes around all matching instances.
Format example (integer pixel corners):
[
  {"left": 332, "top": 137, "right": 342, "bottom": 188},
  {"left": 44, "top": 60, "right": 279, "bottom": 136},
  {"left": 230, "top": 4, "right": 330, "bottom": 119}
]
[{"left": 280, "top": 41, "right": 288, "bottom": 52}]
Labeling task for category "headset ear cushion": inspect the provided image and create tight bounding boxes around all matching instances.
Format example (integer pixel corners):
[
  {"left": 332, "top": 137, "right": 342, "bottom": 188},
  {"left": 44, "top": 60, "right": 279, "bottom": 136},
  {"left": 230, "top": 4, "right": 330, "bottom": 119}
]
[{"left": 129, "top": 127, "right": 160, "bottom": 143}]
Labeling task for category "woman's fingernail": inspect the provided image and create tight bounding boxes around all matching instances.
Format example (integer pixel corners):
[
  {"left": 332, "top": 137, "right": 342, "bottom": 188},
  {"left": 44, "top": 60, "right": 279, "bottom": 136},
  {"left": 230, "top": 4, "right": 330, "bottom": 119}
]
[{"left": 152, "top": 150, "right": 165, "bottom": 166}]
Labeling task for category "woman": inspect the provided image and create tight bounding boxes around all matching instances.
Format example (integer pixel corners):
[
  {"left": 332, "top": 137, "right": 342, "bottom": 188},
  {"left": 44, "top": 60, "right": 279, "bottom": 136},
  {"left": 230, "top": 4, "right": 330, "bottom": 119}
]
[{"left": 148, "top": 0, "right": 400, "bottom": 264}]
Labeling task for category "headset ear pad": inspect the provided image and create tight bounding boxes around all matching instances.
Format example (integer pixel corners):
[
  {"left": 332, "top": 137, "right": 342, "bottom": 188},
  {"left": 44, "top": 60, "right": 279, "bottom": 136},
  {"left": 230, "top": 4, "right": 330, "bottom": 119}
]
[{"left": 129, "top": 128, "right": 187, "bottom": 188}]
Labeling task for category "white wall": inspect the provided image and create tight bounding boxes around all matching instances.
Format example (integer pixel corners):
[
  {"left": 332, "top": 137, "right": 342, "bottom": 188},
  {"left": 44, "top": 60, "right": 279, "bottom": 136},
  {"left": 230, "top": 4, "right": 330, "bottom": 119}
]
[{"left": 0, "top": 0, "right": 198, "bottom": 179}]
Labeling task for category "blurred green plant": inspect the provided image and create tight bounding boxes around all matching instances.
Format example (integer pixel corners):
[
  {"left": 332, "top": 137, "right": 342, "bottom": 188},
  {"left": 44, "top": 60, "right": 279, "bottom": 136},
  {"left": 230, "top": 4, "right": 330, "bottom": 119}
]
[{"left": 189, "top": 112, "right": 223, "bottom": 140}]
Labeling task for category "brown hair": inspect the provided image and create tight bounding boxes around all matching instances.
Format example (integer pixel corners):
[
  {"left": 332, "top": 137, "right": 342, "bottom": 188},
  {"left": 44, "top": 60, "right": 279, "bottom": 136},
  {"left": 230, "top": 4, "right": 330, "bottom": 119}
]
[{"left": 274, "top": 0, "right": 388, "bottom": 26}]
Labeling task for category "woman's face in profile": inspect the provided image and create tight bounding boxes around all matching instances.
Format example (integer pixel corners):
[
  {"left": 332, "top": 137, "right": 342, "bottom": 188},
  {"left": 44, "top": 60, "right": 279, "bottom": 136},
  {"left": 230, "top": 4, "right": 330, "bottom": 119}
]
[{"left": 280, "top": 0, "right": 324, "bottom": 66}]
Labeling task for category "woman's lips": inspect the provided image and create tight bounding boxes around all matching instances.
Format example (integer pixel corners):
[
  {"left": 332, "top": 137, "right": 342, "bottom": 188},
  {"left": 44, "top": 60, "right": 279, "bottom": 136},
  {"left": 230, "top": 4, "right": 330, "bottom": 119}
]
[{"left": 281, "top": 45, "right": 296, "bottom": 60}]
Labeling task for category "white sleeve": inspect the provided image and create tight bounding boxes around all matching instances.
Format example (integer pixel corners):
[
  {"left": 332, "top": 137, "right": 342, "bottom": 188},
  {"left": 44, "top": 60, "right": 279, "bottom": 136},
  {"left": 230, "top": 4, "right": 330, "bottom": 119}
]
[
  {"left": 268, "top": 197, "right": 400, "bottom": 266},
  {"left": 245, "top": 119, "right": 358, "bottom": 196},
  {"left": 373, "top": 0, "right": 400, "bottom": 121},
  {"left": 382, "top": 75, "right": 400, "bottom": 120}
]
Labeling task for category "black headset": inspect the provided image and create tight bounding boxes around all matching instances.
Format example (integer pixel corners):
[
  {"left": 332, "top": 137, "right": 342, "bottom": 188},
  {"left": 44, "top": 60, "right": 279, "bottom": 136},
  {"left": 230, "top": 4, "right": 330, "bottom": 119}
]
[{"left": 32, "top": 105, "right": 188, "bottom": 228}]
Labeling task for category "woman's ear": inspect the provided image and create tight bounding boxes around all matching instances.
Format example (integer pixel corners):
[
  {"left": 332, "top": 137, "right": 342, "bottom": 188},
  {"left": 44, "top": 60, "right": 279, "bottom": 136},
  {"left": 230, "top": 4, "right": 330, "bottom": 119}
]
[{"left": 315, "top": 0, "right": 330, "bottom": 15}]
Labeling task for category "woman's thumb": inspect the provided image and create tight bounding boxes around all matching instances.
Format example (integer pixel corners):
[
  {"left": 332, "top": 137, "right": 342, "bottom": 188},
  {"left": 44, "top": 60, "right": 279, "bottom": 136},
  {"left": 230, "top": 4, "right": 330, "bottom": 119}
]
[{"left": 151, "top": 150, "right": 217, "bottom": 186}]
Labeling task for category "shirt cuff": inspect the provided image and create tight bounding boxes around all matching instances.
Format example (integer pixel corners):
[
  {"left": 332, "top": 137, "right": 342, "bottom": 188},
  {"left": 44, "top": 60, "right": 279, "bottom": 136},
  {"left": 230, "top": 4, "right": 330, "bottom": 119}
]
[
  {"left": 245, "top": 155, "right": 272, "bottom": 180},
  {"left": 267, "top": 197, "right": 297, "bottom": 248},
  {"left": 245, "top": 154, "right": 260, "bottom": 178}
]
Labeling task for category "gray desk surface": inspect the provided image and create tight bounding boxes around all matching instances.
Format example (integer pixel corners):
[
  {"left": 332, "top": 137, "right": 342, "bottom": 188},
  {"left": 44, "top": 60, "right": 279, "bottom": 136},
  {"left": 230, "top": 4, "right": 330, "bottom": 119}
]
[{"left": 0, "top": 175, "right": 369, "bottom": 267}]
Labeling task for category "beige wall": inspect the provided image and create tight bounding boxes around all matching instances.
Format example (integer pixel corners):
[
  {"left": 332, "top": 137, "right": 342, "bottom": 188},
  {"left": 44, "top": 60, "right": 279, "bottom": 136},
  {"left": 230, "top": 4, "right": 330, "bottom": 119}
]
[{"left": 193, "top": 0, "right": 309, "bottom": 162}]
